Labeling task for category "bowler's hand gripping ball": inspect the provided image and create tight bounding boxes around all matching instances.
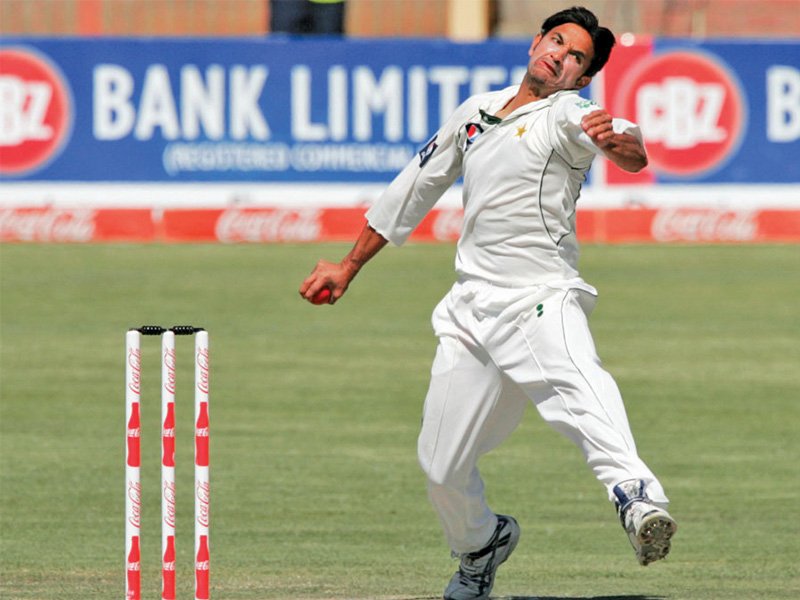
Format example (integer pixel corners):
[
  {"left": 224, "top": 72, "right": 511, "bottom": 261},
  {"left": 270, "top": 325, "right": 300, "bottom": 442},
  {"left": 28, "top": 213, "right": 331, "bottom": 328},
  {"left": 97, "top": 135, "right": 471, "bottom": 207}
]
[{"left": 311, "top": 287, "right": 332, "bottom": 305}]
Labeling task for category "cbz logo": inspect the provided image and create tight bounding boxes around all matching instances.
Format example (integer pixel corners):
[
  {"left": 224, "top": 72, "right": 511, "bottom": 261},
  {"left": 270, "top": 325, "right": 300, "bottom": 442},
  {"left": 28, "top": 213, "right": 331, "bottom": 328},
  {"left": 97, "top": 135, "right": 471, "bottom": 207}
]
[
  {"left": 615, "top": 50, "right": 746, "bottom": 178},
  {"left": 0, "top": 47, "right": 73, "bottom": 176}
]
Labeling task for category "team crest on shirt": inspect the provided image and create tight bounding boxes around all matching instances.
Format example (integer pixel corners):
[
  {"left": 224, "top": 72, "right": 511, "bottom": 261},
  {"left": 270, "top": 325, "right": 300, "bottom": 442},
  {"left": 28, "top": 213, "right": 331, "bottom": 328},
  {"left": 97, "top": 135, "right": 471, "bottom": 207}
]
[
  {"left": 462, "top": 122, "right": 484, "bottom": 152},
  {"left": 418, "top": 134, "right": 438, "bottom": 167}
]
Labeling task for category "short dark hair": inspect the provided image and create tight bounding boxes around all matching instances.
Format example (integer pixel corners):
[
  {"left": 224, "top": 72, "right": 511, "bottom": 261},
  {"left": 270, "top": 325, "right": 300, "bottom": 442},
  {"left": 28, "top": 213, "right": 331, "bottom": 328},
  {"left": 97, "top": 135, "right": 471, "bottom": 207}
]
[{"left": 540, "top": 6, "right": 615, "bottom": 78}]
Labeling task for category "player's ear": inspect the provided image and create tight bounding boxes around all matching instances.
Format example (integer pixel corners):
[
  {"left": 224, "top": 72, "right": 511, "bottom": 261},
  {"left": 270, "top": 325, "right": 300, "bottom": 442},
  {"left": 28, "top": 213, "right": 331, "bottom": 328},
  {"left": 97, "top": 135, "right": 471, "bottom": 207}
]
[
  {"left": 575, "top": 74, "right": 592, "bottom": 90},
  {"left": 528, "top": 33, "right": 542, "bottom": 56}
]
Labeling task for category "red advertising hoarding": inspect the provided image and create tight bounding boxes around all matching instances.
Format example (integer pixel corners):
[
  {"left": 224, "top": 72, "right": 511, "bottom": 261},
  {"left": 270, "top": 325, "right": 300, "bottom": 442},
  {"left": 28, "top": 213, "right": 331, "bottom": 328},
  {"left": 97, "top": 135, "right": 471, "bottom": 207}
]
[{"left": 2, "top": 206, "right": 798, "bottom": 244}]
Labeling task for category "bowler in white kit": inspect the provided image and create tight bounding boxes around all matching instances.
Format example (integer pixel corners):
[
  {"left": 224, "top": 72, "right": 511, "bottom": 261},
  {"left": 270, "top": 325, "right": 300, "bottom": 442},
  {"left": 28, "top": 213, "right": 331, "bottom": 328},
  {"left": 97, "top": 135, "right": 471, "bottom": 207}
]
[{"left": 301, "top": 6, "right": 677, "bottom": 599}]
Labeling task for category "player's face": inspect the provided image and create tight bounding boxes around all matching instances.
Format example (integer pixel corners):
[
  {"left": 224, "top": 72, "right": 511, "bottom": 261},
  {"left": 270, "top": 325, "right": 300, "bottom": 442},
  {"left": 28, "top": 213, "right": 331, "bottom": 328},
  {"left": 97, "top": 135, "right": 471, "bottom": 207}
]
[{"left": 526, "top": 23, "right": 595, "bottom": 92}]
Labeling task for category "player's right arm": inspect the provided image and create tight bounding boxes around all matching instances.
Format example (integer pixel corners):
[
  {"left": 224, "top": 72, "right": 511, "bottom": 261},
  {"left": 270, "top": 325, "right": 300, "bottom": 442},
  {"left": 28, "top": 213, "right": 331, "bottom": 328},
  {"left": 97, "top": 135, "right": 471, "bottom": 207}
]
[
  {"left": 300, "top": 97, "right": 478, "bottom": 305},
  {"left": 299, "top": 222, "right": 388, "bottom": 305},
  {"left": 365, "top": 96, "right": 479, "bottom": 245}
]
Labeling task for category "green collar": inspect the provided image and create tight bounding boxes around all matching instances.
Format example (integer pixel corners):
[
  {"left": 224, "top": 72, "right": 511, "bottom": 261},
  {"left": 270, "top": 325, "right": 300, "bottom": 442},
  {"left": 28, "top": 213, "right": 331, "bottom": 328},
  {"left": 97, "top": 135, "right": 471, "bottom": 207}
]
[{"left": 479, "top": 109, "right": 502, "bottom": 124}]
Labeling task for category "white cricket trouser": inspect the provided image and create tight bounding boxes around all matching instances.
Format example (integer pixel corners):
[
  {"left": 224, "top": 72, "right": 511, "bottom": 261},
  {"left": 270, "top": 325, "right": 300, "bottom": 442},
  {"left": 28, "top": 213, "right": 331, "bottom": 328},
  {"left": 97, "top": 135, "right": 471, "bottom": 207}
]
[{"left": 417, "top": 279, "right": 668, "bottom": 554}]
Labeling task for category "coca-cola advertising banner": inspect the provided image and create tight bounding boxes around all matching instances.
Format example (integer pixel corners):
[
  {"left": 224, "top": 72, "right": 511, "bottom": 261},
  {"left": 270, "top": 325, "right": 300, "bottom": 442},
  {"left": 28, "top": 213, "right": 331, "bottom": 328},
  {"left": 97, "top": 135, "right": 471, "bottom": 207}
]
[
  {"left": 1, "top": 36, "right": 798, "bottom": 244},
  {"left": 2, "top": 206, "right": 798, "bottom": 244},
  {"left": 1, "top": 36, "right": 798, "bottom": 184}
]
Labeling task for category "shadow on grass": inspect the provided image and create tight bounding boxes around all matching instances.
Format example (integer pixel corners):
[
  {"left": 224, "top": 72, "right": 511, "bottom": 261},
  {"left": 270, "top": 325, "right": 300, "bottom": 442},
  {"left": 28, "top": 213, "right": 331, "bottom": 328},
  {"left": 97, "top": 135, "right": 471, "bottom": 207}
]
[
  {"left": 389, "top": 596, "right": 666, "bottom": 600},
  {"left": 496, "top": 596, "right": 666, "bottom": 600}
]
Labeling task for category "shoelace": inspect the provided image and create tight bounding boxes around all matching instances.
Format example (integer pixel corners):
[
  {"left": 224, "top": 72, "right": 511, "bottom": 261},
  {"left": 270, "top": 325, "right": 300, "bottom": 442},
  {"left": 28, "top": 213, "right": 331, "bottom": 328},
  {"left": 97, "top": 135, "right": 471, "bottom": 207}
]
[{"left": 457, "top": 524, "right": 509, "bottom": 591}]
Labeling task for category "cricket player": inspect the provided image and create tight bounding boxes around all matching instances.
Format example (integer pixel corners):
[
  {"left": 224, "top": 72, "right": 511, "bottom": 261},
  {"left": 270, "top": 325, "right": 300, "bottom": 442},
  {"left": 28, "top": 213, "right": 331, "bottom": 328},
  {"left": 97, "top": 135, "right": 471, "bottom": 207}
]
[{"left": 301, "top": 6, "right": 677, "bottom": 599}]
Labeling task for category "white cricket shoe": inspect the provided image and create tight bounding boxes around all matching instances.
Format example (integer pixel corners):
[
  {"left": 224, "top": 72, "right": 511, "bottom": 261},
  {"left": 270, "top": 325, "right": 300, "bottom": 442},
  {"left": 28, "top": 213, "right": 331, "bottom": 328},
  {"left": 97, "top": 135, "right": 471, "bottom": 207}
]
[
  {"left": 613, "top": 479, "right": 677, "bottom": 566},
  {"left": 443, "top": 515, "right": 520, "bottom": 600}
]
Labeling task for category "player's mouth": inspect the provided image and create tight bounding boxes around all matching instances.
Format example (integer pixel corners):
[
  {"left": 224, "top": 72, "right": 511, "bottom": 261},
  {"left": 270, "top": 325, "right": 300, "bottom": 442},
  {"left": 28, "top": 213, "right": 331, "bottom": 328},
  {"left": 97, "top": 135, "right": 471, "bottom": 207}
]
[{"left": 538, "top": 60, "right": 558, "bottom": 77}]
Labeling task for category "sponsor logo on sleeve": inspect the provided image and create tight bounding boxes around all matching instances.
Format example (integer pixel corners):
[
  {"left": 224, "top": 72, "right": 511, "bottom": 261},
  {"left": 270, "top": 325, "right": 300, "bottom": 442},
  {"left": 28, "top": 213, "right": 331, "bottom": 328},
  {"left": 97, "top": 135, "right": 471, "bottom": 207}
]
[{"left": 418, "top": 134, "right": 438, "bottom": 167}]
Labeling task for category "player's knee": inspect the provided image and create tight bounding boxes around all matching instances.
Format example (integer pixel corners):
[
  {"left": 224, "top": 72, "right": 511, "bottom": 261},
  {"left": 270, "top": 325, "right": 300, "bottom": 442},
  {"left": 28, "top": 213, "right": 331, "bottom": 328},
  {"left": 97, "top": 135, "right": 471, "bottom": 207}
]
[
  {"left": 418, "top": 447, "right": 462, "bottom": 487},
  {"left": 424, "top": 464, "right": 454, "bottom": 487}
]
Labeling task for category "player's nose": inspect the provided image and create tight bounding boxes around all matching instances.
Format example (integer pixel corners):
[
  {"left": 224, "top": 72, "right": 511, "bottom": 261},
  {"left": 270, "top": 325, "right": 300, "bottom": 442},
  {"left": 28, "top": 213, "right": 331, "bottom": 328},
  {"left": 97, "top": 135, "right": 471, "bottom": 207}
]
[{"left": 552, "top": 47, "right": 567, "bottom": 62}]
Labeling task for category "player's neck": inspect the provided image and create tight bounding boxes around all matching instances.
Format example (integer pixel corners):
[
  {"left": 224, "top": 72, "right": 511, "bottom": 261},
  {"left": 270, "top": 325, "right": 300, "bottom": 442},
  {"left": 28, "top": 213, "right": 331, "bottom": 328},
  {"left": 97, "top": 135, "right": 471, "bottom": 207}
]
[{"left": 495, "top": 77, "right": 552, "bottom": 118}]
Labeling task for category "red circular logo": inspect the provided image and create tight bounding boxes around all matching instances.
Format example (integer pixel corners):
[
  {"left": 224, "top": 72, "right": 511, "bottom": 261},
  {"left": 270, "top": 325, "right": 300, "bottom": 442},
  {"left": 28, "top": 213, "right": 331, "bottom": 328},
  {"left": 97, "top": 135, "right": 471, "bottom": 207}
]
[
  {"left": 0, "top": 47, "right": 73, "bottom": 176},
  {"left": 614, "top": 50, "right": 746, "bottom": 177}
]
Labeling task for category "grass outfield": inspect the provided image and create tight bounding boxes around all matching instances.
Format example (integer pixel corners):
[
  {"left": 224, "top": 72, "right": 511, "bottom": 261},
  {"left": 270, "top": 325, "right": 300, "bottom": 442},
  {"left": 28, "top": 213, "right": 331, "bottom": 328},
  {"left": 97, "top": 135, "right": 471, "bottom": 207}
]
[{"left": 1, "top": 243, "right": 798, "bottom": 599}]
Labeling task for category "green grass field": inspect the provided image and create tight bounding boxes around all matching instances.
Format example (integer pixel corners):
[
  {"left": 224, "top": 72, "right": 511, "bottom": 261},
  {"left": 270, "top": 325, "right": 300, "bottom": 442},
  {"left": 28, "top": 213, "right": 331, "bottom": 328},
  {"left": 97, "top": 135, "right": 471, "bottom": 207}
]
[{"left": 1, "top": 243, "right": 798, "bottom": 599}]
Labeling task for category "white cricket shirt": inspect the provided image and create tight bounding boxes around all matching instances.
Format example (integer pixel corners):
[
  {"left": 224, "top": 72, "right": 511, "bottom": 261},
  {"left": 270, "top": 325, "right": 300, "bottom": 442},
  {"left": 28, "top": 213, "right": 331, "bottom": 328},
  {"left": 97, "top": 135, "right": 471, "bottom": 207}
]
[{"left": 366, "top": 86, "right": 642, "bottom": 288}]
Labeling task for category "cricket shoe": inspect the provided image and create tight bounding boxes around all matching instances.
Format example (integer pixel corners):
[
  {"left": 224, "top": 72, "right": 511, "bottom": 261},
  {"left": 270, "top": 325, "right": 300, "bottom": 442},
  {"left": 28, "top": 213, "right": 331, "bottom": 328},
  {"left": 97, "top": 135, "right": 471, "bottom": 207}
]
[
  {"left": 613, "top": 479, "right": 677, "bottom": 566},
  {"left": 443, "top": 514, "right": 520, "bottom": 600}
]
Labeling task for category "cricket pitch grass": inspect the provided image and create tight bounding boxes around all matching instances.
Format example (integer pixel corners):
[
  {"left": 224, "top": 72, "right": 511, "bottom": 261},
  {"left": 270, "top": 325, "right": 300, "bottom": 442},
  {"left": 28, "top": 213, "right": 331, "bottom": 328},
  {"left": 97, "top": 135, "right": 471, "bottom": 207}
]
[{"left": 1, "top": 243, "right": 798, "bottom": 599}]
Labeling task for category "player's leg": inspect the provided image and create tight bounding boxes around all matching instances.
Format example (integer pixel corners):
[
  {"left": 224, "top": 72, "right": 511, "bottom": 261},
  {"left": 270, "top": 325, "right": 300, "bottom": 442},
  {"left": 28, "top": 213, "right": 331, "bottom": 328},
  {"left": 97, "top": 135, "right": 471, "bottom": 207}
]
[
  {"left": 418, "top": 333, "right": 527, "bottom": 554},
  {"left": 497, "top": 288, "right": 665, "bottom": 497},
  {"left": 494, "top": 287, "right": 676, "bottom": 564},
  {"left": 418, "top": 333, "right": 525, "bottom": 599},
  {"left": 309, "top": 0, "right": 345, "bottom": 33},
  {"left": 269, "top": 0, "right": 312, "bottom": 33},
  {"left": 419, "top": 286, "right": 527, "bottom": 598}
]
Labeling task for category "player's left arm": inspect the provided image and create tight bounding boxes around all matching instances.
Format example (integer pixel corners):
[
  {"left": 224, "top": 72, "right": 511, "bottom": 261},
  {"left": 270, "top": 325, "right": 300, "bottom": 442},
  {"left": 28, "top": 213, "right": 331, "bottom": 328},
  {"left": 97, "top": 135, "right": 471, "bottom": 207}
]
[{"left": 581, "top": 109, "right": 648, "bottom": 173}]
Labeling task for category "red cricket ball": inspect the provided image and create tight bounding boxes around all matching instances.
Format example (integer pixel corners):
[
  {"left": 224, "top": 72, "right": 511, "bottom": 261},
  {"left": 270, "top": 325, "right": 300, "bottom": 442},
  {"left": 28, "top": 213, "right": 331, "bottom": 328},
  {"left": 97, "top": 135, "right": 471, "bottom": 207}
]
[{"left": 310, "top": 287, "right": 332, "bottom": 305}]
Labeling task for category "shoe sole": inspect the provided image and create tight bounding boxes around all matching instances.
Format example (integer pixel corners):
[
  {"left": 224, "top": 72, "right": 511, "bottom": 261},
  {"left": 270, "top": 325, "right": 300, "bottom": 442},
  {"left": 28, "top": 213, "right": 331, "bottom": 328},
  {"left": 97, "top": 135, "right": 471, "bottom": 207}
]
[{"left": 636, "top": 513, "right": 677, "bottom": 566}]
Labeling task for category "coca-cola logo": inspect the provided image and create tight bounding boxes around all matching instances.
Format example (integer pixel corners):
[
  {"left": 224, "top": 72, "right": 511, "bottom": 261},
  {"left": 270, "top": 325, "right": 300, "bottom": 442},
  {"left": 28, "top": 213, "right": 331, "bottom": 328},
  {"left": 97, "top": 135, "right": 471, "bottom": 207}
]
[
  {"left": 195, "top": 559, "right": 210, "bottom": 571},
  {"left": 163, "top": 481, "right": 176, "bottom": 528},
  {"left": 163, "top": 347, "right": 176, "bottom": 394},
  {"left": 652, "top": 208, "right": 758, "bottom": 242},
  {"left": 127, "top": 348, "right": 141, "bottom": 395},
  {"left": 127, "top": 481, "right": 141, "bottom": 528},
  {"left": 0, "top": 207, "right": 96, "bottom": 242},
  {"left": 215, "top": 208, "right": 322, "bottom": 242},
  {"left": 196, "top": 480, "right": 210, "bottom": 528},
  {"left": 196, "top": 348, "right": 210, "bottom": 394},
  {"left": 163, "top": 560, "right": 175, "bottom": 572},
  {"left": 126, "top": 560, "right": 140, "bottom": 571},
  {"left": 432, "top": 209, "right": 463, "bottom": 241}
]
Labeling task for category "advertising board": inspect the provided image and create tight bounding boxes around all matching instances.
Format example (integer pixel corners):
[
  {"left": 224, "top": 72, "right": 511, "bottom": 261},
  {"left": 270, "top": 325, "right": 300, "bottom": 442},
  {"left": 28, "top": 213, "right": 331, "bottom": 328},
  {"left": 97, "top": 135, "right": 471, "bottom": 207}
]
[{"left": 1, "top": 36, "right": 798, "bottom": 242}]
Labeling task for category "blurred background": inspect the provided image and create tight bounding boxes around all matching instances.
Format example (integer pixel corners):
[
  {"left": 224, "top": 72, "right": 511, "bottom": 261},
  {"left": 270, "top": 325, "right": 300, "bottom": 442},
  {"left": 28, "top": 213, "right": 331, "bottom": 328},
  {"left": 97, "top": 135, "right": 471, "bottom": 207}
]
[
  {"left": 1, "top": 1, "right": 798, "bottom": 242},
  {"left": 2, "top": 0, "right": 799, "bottom": 39},
  {"left": 1, "top": 3, "right": 799, "bottom": 599}
]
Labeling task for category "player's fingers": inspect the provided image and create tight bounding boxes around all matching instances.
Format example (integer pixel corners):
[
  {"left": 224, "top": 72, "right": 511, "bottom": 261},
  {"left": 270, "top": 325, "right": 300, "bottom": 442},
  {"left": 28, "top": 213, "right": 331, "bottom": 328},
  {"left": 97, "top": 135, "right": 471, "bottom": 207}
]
[
  {"left": 596, "top": 128, "right": 614, "bottom": 140},
  {"left": 582, "top": 112, "right": 611, "bottom": 131},
  {"left": 299, "top": 273, "right": 318, "bottom": 296},
  {"left": 585, "top": 121, "right": 612, "bottom": 141},
  {"left": 299, "top": 259, "right": 335, "bottom": 295},
  {"left": 582, "top": 122, "right": 604, "bottom": 138},
  {"left": 583, "top": 109, "right": 610, "bottom": 122},
  {"left": 300, "top": 274, "right": 331, "bottom": 300},
  {"left": 581, "top": 113, "right": 599, "bottom": 127},
  {"left": 302, "top": 283, "right": 326, "bottom": 303}
]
